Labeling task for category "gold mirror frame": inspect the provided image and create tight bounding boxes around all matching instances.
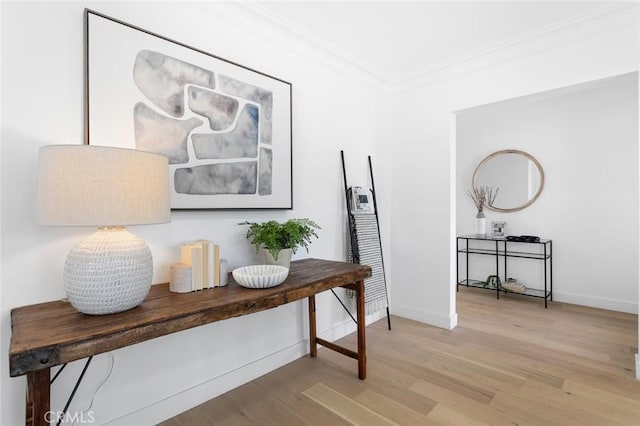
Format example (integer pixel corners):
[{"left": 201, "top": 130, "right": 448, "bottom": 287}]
[{"left": 472, "top": 149, "right": 545, "bottom": 213}]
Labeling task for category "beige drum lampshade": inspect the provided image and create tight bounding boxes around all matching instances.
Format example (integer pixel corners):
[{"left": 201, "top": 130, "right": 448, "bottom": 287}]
[{"left": 36, "top": 145, "right": 170, "bottom": 226}]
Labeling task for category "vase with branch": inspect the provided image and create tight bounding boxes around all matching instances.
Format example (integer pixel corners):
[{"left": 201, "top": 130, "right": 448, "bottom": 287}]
[{"left": 467, "top": 186, "right": 499, "bottom": 236}]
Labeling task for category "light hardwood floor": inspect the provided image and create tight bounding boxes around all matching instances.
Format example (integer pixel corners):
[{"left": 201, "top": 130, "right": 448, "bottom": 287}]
[{"left": 162, "top": 288, "right": 640, "bottom": 425}]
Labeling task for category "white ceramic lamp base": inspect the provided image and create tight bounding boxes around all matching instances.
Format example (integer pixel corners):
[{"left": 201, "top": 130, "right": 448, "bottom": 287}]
[{"left": 63, "top": 227, "right": 153, "bottom": 315}]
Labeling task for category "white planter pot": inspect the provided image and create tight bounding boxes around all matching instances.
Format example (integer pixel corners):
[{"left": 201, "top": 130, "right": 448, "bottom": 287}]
[{"left": 259, "top": 247, "right": 293, "bottom": 268}]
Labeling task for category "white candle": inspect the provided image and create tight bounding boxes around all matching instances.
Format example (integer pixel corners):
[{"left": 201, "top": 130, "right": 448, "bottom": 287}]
[
  {"left": 220, "top": 259, "right": 229, "bottom": 287},
  {"left": 170, "top": 262, "right": 192, "bottom": 293}
]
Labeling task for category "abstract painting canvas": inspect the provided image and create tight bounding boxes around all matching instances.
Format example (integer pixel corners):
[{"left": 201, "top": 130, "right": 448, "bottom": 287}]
[{"left": 85, "top": 9, "right": 292, "bottom": 209}]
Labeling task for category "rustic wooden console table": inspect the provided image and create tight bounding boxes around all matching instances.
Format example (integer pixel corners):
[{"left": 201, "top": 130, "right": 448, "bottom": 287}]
[{"left": 9, "top": 258, "right": 371, "bottom": 426}]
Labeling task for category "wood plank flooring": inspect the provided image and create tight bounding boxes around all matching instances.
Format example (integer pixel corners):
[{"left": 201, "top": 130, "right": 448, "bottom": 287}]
[{"left": 161, "top": 288, "right": 639, "bottom": 425}]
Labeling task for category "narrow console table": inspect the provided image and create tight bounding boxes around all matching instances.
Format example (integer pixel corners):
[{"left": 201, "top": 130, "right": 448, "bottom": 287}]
[
  {"left": 456, "top": 235, "right": 553, "bottom": 308},
  {"left": 9, "top": 258, "right": 371, "bottom": 426}
]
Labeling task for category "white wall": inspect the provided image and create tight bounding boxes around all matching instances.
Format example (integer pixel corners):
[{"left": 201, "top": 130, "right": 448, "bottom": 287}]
[
  {"left": 637, "top": 3, "right": 640, "bottom": 383},
  {"left": 0, "top": 1, "right": 4, "bottom": 415},
  {"left": 0, "top": 2, "right": 388, "bottom": 424},
  {"left": 2, "top": 3, "right": 639, "bottom": 423},
  {"left": 388, "top": 5, "right": 638, "bottom": 329},
  {"left": 456, "top": 73, "right": 638, "bottom": 313}
]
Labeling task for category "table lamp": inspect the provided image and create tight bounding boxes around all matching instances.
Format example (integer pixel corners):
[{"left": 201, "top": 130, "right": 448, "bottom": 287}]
[{"left": 36, "top": 145, "right": 171, "bottom": 315}]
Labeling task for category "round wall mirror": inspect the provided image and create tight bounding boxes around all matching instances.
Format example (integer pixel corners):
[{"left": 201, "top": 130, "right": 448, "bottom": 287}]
[{"left": 472, "top": 149, "right": 545, "bottom": 213}]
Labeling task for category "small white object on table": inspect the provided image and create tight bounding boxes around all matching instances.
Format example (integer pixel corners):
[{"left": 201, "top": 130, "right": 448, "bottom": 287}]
[{"left": 232, "top": 265, "right": 289, "bottom": 289}]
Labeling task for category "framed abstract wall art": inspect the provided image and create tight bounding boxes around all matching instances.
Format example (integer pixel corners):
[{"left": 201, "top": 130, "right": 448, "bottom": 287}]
[{"left": 85, "top": 9, "right": 292, "bottom": 209}]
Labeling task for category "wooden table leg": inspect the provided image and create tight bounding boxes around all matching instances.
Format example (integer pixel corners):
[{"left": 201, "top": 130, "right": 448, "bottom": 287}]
[
  {"left": 26, "top": 368, "right": 50, "bottom": 426},
  {"left": 308, "top": 295, "right": 317, "bottom": 358},
  {"left": 355, "top": 279, "right": 367, "bottom": 380}
]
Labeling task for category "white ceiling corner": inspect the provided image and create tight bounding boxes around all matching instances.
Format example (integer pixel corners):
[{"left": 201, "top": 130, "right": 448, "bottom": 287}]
[
  {"left": 232, "top": 1, "right": 632, "bottom": 86},
  {"left": 232, "top": 0, "right": 396, "bottom": 84}
]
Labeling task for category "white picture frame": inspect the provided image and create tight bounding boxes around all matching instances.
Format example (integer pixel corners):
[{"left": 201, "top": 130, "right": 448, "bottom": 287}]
[
  {"left": 85, "top": 9, "right": 293, "bottom": 210},
  {"left": 492, "top": 221, "right": 506, "bottom": 237}
]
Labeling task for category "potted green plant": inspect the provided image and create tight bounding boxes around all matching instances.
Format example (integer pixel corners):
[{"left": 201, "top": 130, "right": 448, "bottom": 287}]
[{"left": 240, "top": 218, "right": 320, "bottom": 268}]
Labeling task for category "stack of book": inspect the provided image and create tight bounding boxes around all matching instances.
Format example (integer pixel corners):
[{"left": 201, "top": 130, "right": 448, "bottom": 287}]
[{"left": 180, "top": 240, "right": 222, "bottom": 291}]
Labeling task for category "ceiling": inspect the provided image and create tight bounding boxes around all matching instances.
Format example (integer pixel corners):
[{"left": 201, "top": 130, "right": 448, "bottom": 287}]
[{"left": 238, "top": 1, "right": 618, "bottom": 83}]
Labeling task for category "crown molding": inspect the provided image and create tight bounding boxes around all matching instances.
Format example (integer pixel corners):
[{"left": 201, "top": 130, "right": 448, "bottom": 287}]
[
  {"left": 391, "top": 2, "right": 637, "bottom": 85},
  {"left": 189, "top": 0, "right": 393, "bottom": 93},
  {"left": 231, "top": 1, "right": 637, "bottom": 91},
  {"left": 235, "top": 0, "right": 395, "bottom": 81},
  {"left": 396, "top": 1, "right": 638, "bottom": 94}
]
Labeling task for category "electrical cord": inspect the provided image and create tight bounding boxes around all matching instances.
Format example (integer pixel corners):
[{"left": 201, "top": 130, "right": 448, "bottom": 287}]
[{"left": 71, "top": 352, "right": 115, "bottom": 425}]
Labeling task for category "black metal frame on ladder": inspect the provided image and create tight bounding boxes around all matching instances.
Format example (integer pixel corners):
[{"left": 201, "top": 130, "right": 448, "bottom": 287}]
[{"left": 340, "top": 150, "right": 391, "bottom": 331}]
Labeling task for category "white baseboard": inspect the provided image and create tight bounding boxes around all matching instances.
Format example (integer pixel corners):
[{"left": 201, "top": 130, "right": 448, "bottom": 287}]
[
  {"left": 392, "top": 304, "right": 457, "bottom": 330},
  {"left": 367, "top": 307, "right": 389, "bottom": 325},
  {"left": 552, "top": 291, "right": 638, "bottom": 314},
  {"left": 636, "top": 353, "right": 640, "bottom": 381},
  {"left": 450, "top": 312, "right": 458, "bottom": 329},
  {"left": 105, "top": 310, "right": 386, "bottom": 425},
  {"left": 105, "top": 340, "right": 308, "bottom": 426}
]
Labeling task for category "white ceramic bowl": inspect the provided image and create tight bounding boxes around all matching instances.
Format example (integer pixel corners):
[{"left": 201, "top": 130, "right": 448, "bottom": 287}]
[{"left": 232, "top": 265, "right": 290, "bottom": 289}]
